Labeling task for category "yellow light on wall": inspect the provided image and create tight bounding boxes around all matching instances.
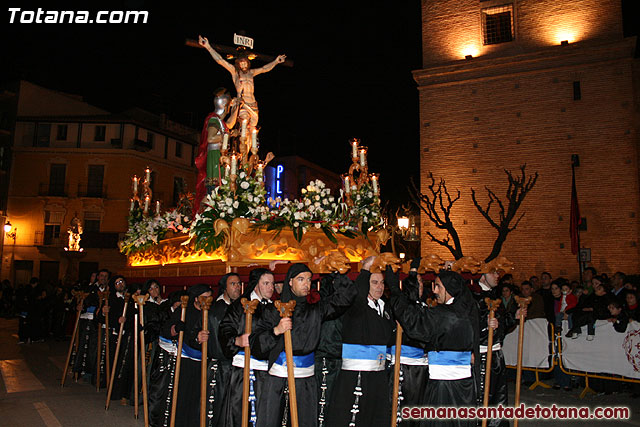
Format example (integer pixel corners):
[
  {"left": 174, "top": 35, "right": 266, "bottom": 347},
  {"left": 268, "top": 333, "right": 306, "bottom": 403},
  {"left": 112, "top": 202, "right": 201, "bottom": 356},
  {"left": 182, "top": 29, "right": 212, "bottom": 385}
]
[
  {"left": 461, "top": 46, "right": 480, "bottom": 59},
  {"left": 556, "top": 32, "right": 576, "bottom": 45}
]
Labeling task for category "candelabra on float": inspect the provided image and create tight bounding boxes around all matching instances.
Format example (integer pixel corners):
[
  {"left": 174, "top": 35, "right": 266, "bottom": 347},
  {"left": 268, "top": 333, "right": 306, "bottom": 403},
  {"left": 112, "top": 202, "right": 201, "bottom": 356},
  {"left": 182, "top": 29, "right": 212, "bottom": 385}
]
[
  {"left": 130, "top": 166, "right": 161, "bottom": 216},
  {"left": 341, "top": 138, "right": 381, "bottom": 205}
]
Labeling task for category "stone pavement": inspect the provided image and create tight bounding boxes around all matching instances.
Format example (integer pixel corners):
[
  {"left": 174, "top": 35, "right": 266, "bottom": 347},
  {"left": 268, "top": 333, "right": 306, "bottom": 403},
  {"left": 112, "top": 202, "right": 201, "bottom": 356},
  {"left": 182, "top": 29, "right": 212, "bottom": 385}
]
[{"left": 0, "top": 317, "right": 638, "bottom": 426}]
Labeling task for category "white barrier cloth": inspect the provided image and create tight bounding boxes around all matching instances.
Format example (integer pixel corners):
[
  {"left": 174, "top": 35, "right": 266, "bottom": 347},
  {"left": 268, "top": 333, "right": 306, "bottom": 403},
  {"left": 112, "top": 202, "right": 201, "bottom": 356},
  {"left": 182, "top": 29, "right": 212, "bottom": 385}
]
[
  {"left": 503, "top": 318, "right": 551, "bottom": 369},
  {"left": 561, "top": 320, "right": 640, "bottom": 379}
]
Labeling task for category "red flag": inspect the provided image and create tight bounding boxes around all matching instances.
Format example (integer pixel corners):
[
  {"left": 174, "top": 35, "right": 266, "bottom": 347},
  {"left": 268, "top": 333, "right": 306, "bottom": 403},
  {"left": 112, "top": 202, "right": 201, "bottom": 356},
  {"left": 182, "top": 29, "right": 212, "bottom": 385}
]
[{"left": 570, "top": 168, "right": 581, "bottom": 255}]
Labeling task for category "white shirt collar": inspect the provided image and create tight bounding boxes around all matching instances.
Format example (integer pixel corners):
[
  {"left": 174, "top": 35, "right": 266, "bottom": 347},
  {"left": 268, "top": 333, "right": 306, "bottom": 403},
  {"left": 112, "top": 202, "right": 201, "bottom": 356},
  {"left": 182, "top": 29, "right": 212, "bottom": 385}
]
[
  {"left": 445, "top": 296, "right": 455, "bottom": 305},
  {"left": 251, "top": 290, "right": 271, "bottom": 303},
  {"left": 479, "top": 280, "right": 492, "bottom": 292},
  {"left": 367, "top": 296, "right": 385, "bottom": 316},
  {"left": 216, "top": 293, "right": 231, "bottom": 305}
]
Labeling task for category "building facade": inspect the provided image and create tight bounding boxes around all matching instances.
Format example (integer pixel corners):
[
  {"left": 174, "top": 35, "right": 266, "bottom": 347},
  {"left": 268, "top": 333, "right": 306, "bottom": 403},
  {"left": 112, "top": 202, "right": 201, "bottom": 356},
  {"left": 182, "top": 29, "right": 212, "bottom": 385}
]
[
  {"left": 1, "top": 81, "right": 198, "bottom": 285},
  {"left": 416, "top": 0, "right": 639, "bottom": 279}
]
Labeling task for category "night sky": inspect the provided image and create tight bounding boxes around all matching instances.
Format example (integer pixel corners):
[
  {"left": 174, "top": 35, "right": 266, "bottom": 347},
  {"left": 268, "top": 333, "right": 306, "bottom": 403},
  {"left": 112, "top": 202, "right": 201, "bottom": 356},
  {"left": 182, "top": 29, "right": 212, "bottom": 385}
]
[{"left": 1, "top": 0, "right": 637, "bottom": 209}]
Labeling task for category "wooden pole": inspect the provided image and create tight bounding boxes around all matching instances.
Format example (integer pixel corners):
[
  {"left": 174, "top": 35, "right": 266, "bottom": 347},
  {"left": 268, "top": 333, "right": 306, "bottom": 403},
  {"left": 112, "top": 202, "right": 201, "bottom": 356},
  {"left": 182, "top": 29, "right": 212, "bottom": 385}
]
[
  {"left": 391, "top": 279, "right": 403, "bottom": 427},
  {"left": 198, "top": 295, "right": 214, "bottom": 427},
  {"left": 96, "top": 291, "right": 105, "bottom": 391},
  {"left": 134, "top": 312, "right": 139, "bottom": 419},
  {"left": 104, "top": 291, "right": 111, "bottom": 384},
  {"left": 241, "top": 298, "right": 259, "bottom": 427},
  {"left": 134, "top": 294, "right": 150, "bottom": 427},
  {"left": 170, "top": 295, "right": 190, "bottom": 427},
  {"left": 481, "top": 298, "right": 502, "bottom": 427},
  {"left": 106, "top": 293, "right": 130, "bottom": 410},
  {"left": 61, "top": 291, "right": 87, "bottom": 388},
  {"left": 274, "top": 300, "right": 298, "bottom": 427},
  {"left": 513, "top": 296, "right": 531, "bottom": 427}
]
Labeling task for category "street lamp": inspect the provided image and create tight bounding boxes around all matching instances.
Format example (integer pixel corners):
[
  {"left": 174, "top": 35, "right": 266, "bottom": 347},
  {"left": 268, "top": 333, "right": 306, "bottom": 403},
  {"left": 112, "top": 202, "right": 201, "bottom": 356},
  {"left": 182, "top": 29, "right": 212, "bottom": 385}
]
[{"left": 4, "top": 221, "right": 16, "bottom": 240}]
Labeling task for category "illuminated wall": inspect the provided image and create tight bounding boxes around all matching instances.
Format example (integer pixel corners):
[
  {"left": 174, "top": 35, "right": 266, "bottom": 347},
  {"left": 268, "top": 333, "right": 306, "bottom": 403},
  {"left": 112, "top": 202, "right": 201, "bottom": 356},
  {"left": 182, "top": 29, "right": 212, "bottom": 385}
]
[
  {"left": 422, "top": 0, "right": 624, "bottom": 65},
  {"left": 416, "top": 1, "right": 639, "bottom": 280}
]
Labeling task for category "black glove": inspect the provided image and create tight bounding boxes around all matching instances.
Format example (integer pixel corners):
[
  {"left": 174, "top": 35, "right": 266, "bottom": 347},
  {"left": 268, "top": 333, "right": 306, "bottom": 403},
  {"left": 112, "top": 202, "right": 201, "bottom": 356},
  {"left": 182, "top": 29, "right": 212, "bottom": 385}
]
[
  {"left": 174, "top": 320, "right": 185, "bottom": 333},
  {"left": 319, "top": 275, "right": 335, "bottom": 298},
  {"left": 410, "top": 257, "right": 422, "bottom": 270},
  {"left": 402, "top": 274, "right": 420, "bottom": 302},
  {"left": 385, "top": 265, "right": 401, "bottom": 295}
]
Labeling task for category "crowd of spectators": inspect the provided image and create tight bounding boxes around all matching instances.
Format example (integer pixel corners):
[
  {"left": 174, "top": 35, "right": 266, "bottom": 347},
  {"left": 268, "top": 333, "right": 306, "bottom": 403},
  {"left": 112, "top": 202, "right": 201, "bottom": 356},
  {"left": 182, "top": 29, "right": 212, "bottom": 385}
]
[
  {"left": 490, "top": 267, "right": 639, "bottom": 396},
  {"left": 0, "top": 276, "right": 76, "bottom": 343}
]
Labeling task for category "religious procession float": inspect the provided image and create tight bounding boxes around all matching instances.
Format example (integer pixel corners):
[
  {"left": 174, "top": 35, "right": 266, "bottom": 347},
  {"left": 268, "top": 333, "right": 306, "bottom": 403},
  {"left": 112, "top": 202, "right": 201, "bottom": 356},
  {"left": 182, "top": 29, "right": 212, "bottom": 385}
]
[{"left": 119, "top": 34, "right": 389, "bottom": 282}]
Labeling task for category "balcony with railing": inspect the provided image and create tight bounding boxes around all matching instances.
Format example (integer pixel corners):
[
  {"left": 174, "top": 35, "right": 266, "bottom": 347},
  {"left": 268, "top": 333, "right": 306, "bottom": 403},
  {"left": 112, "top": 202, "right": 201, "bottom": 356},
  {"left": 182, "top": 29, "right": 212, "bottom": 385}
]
[
  {"left": 38, "top": 183, "right": 68, "bottom": 197},
  {"left": 34, "top": 230, "right": 64, "bottom": 247},
  {"left": 77, "top": 183, "right": 108, "bottom": 198}
]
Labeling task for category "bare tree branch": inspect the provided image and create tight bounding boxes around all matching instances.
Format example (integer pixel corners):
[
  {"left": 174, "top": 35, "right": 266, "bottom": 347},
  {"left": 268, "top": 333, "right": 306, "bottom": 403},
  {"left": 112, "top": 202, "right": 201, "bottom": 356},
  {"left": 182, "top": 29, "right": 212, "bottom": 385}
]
[
  {"left": 471, "top": 164, "right": 539, "bottom": 262},
  {"left": 409, "top": 174, "right": 464, "bottom": 259}
]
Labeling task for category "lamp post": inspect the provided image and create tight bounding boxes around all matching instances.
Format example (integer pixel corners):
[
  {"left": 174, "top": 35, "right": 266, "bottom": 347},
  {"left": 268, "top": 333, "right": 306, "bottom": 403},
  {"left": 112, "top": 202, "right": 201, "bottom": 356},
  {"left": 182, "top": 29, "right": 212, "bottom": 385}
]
[
  {"left": 389, "top": 213, "right": 420, "bottom": 258},
  {"left": 4, "top": 221, "right": 17, "bottom": 283}
]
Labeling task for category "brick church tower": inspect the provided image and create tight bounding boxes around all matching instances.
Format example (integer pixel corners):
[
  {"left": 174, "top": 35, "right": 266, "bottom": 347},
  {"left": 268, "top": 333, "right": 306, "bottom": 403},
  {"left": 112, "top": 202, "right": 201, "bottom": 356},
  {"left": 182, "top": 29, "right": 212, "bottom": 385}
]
[{"left": 415, "top": 0, "right": 639, "bottom": 279}]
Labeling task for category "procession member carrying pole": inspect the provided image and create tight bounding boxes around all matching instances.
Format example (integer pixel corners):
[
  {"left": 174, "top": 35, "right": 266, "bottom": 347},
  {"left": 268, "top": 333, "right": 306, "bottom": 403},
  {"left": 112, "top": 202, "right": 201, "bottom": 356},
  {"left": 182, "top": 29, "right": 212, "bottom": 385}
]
[
  {"left": 198, "top": 294, "right": 214, "bottom": 427},
  {"left": 134, "top": 312, "right": 139, "bottom": 419},
  {"left": 134, "top": 294, "right": 151, "bottom": 427},
  {"left": 241, "top": 297, "right": 260, "bottom": 427},
  {"left": 513, "top": 296, "right": 531, "bottom": 427},
  {"left": 275, "top": 300, "right": 299, "bottom": 427},
  {"left": 96, "top": 291, "right": 106, "bottom": 391},
  {"left": 103, "top": 290, "right": 111, "bottom": 385},
  {"left": 170, "top": 295, "right": 190, "bottom": 427},
  {"left": 106, "top": 292, "right": 131, "bottom": 409},
  {"left": 62, "top": 291, "right": 88, "bottom": 387},
  {"left": 481, "top": 299, "right": 501, "bottom": 427},
  {"left": 391, "top": 280, "right": 403, "bottom": 427},
  {"left": 252, "top": 263, "right": 356, "bottom": 427}
]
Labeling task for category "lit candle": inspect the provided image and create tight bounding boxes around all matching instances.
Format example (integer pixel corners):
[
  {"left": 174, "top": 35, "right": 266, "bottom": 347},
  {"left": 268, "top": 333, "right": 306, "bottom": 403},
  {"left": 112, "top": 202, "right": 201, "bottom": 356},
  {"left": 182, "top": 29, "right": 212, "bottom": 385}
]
[
  {"left": 224, "top": 164, "right": 231, "bottom": 178},
  {"left": 350, "top": 138, "right": 359, "bottom": 159},
  {"left": 256, "top": 161, "right": 264, "bottom": 180},
  {"left": 251, "top": 128, "right": 258, "bottom": 150},
  {"left": 155, "top": 200, "right": 161, "bottom": 215},
  {"left": 144, "top": 195, "right": 150, "bottom": 213},
  {"left": 343, "top": 174, "right": 351, "bottom": 194},
  {"left": 222, "top": 133, "right": 229, "bottom": 151},
  {"left": 145, "top": 167, "right": 151, "bottom": 182},
  {"left": 231, "top": 154, "right": 238, "bottom": 175},
  {"left": 241, "top": 119, "right": 247, "bottom": 139},
  {"left": 130, "top": 198, "right": 135, "bottom": 211},
  {"left": 132, "top": 176, "right": 139, "bottom": 193},
  {"left": 359, "top": 147, "right": 367, "bottom": 168},
  {"left": 370, "top": 173, "right": 379, "bottom": 195}
]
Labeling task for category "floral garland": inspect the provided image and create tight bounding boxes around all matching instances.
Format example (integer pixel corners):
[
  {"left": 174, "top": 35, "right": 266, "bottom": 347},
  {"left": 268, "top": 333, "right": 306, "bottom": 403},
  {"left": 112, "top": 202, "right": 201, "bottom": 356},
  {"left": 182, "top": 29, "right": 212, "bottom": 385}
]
[
  {"left": 186, "top": 167, "right": 268, "bottom": 252},
  {"left": 121, "top": 173, "right": 383, "bottom": 255},
  {"left": 348, "top": 182, "right": 384, "bottom": 234},
  {"left": 119, "top": 209, "right": 190, "bottom": 255}
]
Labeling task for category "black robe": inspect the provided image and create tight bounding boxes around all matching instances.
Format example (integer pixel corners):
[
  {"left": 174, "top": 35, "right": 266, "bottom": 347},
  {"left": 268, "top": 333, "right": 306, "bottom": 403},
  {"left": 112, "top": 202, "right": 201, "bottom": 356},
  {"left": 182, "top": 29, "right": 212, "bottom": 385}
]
[
  {"left": 218, "top": 292, "right": 272, "bottom": 427},
  {"left": 149, "top": 304, "right": 180, "bottom": 427},
  {"left": 72, "top": 284, "right": 101, "bottom": 378},
  {"left": 252, "top": 273, "right": 357, "bottom": 427},
  {"left": 314, "top": 275, "right": 345, "bottom": 427},
  {"left": 326, "top": 270, "right": 395, "bottom": 427},
  {"left": 176, "top": 302, "right": 206, "bottom": 427},
  {"left": 472, "top": 284, "right": 516, "bottom": 427},
  {"left": 390, "top": 282, "right": 478, "bottom": 427},
  {"left": 189, "top": 297, "right": 233, "bottom": 427},
  {"left": 103, "top": 291, "right": 137, "bottom": 402},
  {"left": 387, "top": 276, "right": 430, "bottom": 427}
]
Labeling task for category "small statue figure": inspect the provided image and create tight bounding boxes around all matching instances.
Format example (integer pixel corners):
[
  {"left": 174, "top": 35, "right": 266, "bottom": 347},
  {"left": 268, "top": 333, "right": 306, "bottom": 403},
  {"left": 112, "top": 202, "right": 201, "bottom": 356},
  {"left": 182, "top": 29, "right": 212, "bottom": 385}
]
[
  {"left": 198, "top": 35, "right": 286, "bottom": 129},
  {"left": 67, "top": 215, "right": 83, "bottom": 251},
  {"left": 193, "top": 88, "right": 240, "bottom": 215}
]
